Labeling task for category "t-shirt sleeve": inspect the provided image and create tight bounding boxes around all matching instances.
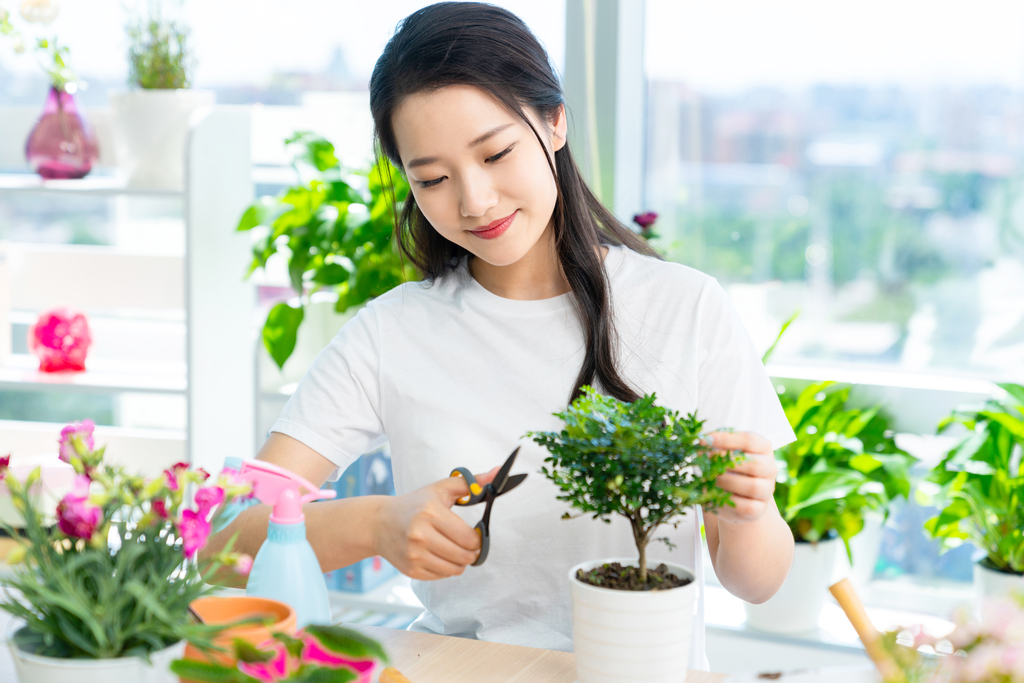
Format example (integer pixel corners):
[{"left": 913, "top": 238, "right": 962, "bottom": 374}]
[
  {"left": 696, "top": 279, "right": 796, "bottom": 451},
  {"left": 270, "top": 303, "right": 386, "bottom": 472}
]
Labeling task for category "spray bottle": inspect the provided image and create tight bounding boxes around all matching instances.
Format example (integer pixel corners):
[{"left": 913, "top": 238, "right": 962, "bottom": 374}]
[{"left": 238, "top": 459, "right": 337, "bottom": 628}]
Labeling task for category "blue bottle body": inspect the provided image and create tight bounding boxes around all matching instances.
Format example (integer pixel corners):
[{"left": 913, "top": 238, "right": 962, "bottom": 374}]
[{"left": 245, "top": 520, "right": 332, "bottom": 628}]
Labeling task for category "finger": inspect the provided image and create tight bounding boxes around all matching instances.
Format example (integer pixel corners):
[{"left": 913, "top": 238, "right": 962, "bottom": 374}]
[
  {"left": 434, "top": 506, "right": 485, "bottom": 552},
  {"left": 436, "top": 466, "right": 501, "bottom": 506},
  {"left": 706, "top": 431, "right": 773, "bottom": 455},
  {"left": 410, "top": 548, "right": 469, "bottom": 579},
  {"left": 719, "top": 496, "right": 767, "bottom": 522},
  {"left": 423, "top": 525, "right": 480, "bottom": 566},
  {"left": 725, "top": 453, "right": 777, "bottom": 478},
  {"left": 716, "top": 471, "right": 775, "bottom": 501}
]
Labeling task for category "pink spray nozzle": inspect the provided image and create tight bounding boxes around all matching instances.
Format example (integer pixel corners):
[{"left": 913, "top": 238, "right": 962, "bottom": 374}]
[{"left": 238, "top": 460, "right": 336, "bottom": 524}]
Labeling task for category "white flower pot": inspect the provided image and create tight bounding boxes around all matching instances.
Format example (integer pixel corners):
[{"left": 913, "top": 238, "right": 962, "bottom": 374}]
[
  {"left": 743, "top": 537, "right": 839, "bottom": 635},
  {"left": 108, "top": 89, "right": 215, "bottom": 189},
  {"left": 569, "top": 557, "right": 697, "bottom": 683},
  {"left": 974, "top": 560, "right": 1024, "bottom": 602},
  {"left": 6, "top": 623, "right": 184, "bottom": 683},
  {"left": 846, "top": 512, "right": 884, "bottom": 588}
]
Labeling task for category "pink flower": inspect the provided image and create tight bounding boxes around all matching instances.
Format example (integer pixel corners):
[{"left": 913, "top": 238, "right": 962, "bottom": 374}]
[
  {"left": 218, "top": 468, "right": 254, "bottom": 499},
  {"left": 237, "top": 640, "right": 295, "bottom": 683},
  {"left": 632, "top": 211, "right": 658, "bottom": 229},
  {"left": 28, "top": 308, "right": 92, "bottom": 372},
  {"left": 177, "top": 508, "right": 211, "bottom": 559},
  {"left": 195, "top": 468, "right": 211, "bottom": 482},
  {"left": 164, "top": 461, "right": 189, "bottom": 491},
  {"left": 0, "top": 454, "right": 9, "bottom": 481},
  {"left": 58, "top": 420, "right": 95, "bottom": 463},
  {"left": 194, "top": 486, "right": 225, "bottom": 516},
  {"left": 300, "top": 630, "right": 376, "bottom": 681},
  {"left": 235, "top": 554, "right": 253, "bottom": 575},
  {"left": 152, "top": 499, "right": 168, "bottom": 519},
  {"left": 56, "top": 475, "right": 102, "bottom": 540}
]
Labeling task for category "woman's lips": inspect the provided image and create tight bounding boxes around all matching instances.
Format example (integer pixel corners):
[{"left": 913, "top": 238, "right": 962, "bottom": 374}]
[{"left": 470, "top": 210, "right": 517, "bottom": 240}]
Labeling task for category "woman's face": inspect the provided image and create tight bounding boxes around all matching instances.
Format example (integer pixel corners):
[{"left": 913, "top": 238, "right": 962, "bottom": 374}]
[{"left": 391, "top": 84, "right": 566, "bottom": 267}]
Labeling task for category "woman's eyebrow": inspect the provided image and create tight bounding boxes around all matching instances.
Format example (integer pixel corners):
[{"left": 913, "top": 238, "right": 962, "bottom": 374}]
[{"left": 406, "top": 123, "right": 514, "bottom": 169}]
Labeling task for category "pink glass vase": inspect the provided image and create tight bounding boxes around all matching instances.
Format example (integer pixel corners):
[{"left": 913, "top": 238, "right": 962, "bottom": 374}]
[
  {"left": 28, "top": 308, "right": 93, "bottom": 372},
  {"left": 25, "top": 86, "right": 99, "bottom": 180}
]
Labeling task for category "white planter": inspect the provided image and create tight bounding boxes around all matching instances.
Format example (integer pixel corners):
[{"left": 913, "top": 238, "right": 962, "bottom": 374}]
[
  {"left": 843, "top": 512, "right": 885, "bottom": 588},
  {"left": 975, "top": 560, "right": 1024, "bottom": 602},
  {"left": 744, "top": 537, "right": 840, "bottom": 635},
  {"left": 7, "top": 624, "right": 184, "bottom": 683},
  {"left": 569, "top": 557, "right": 697, "bottom": 683},
  {"left": 108, "top": 89, "right": 215, "bottom": 189}
]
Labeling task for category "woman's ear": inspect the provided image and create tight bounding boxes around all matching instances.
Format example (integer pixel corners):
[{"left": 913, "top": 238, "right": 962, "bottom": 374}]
[{"left": 551, "top": 104, "right": 568, "bottom": 152}]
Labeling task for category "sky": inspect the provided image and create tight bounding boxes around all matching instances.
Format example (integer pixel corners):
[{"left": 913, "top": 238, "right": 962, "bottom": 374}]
[{"left": 645, "top": 0, "right": 1024, "bottom": 92}]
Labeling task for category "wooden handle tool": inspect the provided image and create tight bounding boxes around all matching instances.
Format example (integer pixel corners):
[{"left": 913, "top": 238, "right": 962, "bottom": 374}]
[
  {"left": 829, "top": 578, "right": 905, "bottom": 683},
  {"left": 380, "top": 667, "right": 414, "bottom": 683}
]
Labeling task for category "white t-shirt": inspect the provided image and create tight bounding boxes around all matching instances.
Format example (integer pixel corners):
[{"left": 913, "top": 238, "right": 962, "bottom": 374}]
[{"left": 271, "top": 244, "right": 795, "bottom": 669}]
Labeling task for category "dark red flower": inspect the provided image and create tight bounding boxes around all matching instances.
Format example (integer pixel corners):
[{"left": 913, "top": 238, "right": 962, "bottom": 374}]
[
  {"left": 152, "top": 499, "right": 169, "bottom": 519},
  {"left": 0, "top": 454, "right": 9, "bottom": 481},
  {"left": 632, "top": 212, "right": 658, "bottom": 230}
]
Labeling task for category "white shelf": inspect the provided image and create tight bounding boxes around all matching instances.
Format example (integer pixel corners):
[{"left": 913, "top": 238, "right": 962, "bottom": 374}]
[
  {"left": 0, "top": 172, "right": 183, "bottom": 197},
  {"left": 0, "top": 353, "right": 186, "bottom": 394}
]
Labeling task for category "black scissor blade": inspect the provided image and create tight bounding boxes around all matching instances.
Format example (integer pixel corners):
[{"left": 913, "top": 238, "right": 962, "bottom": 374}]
[
  {"left": 491, "top": 446, "right": 520, "bottom": 494},
  {"left": 495, "top": 473, "right": 527, "bottom": 497}
]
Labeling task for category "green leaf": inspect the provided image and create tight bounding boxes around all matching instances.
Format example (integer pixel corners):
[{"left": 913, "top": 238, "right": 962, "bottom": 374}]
[
  {"left": 312, "top": 262, "right": 351, "bottom": 286},
  {"left": 997, "top": 383, "right": 1024, "bottom": 406},
  {"left": 170, "top": 659, "right": 255, "bottom": 683},
  {"left": 302, "top": 625, "right": 389, "bottom": 664},
  {"left": 302, "top": 668, "right": 360, "bottom": 683},
  {"left": 262, "top": 302, "right": 304, "bottom": 369}
]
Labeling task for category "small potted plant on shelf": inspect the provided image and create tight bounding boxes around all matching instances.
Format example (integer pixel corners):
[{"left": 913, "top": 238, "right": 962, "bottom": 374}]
[
  {"left": 237, "top": 132, "right": 418, "bottom": 370},
  {"left": 529, "top": 386, "right": 739, "bottom": 683},
  {"left": 745, "top": 379, "right": 916, "bottom": 634},
  {"left": 924, "top": 383, "right": 1024, "bottom": 603},
  {"left": 0, "top": 0, "right": 99, "bottom": 178},
  {"left": 0, "top": 419, "right": 254, "bottom": 683},
  {"left": 108, "top": 0, "right": 214, "bottom": 188}
]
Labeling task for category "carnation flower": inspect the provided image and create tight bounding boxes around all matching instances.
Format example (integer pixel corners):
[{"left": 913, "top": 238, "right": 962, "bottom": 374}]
[
  {"left": 58, "top": 419, "right": 94, "bottom": 463},
  {"left": 56, "top": 475, "right": 102, "bottom": 540}
]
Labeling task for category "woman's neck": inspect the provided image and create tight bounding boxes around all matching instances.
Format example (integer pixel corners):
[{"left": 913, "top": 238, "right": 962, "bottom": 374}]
[{"left": 468, "top": 226, "right": 609, "bottom": 301}]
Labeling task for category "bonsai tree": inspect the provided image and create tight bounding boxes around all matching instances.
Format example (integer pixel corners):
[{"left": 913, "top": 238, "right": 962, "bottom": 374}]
[
  {"left": 237, "top": 132, "right": 419, "bottom": 368},
  {"left": 924, "top": 383, "right": 1024, "bottom": 575},
  {"left": 530, "top": 386, "right": 739, "bottom": 587}
]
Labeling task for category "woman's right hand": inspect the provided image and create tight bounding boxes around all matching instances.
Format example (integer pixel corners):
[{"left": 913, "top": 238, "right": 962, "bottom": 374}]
[{"left": 374, "top": 467, "right": 499, "bottom": 580}]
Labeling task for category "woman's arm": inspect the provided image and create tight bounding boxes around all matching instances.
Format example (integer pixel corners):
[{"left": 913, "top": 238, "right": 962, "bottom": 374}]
[
  {"left": 201, "top": 432, "right": 494, "bottom": 582},
  {"left": 702, "top": 431, "right": 794, "bottom": 604}
]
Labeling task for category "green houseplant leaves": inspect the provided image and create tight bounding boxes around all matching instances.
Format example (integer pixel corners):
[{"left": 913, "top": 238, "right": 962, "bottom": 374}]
[
  {"left": 924, "top": 383, "right": 1024, "bottom": 575},
  {"left": 530, "top": 386, "right": 739, "bottom": 584},
  {"left": 773, "top": 380, "right": 916, "bottom": 561},
  {"left": 238, "top": 132, "right": 418, "bottom": 368}
]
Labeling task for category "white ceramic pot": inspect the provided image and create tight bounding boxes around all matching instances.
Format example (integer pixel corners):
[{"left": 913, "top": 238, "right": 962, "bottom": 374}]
[
  {"left": 846, "top": 512, "right": 884, "bottom": 588},
  {"left": 743, "top": 537, "right": 839, "bottom": 635},
  {"left": 108, "top": 89, "right": 215, "bottom": 189},
  {"left": 569, "top": 557, "right": 697, "bottom": 683},
  {"left": 975, "top": 560, "right": 1024, "bottom": 602},
  {"left": 7, "top": 623, "right": 185, "bottom": 683}
]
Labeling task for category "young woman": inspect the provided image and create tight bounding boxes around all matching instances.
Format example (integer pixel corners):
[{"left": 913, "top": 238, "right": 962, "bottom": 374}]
[{"left": 207, "top": 2, "right": 795, "bottom": 669}]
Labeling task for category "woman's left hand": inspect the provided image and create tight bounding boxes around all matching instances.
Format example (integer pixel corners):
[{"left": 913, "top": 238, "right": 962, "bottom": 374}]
[{"left": 706, "top": 431, "right": 778, "bottom": 523}]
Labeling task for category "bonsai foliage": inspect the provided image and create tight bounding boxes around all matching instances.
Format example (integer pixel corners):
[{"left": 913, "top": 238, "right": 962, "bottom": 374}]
[
  {"left": 774, "top": 380, "right": 916, "bottom": 559},
  {"left": 0, "top": 420, "right": 253, "bottom": 659},
  {"left": 126, "top": 1, "right": 192, "bottom": 89},
  {"left": 171, "top": 624, "right": 389, "bottom": 683},
  {"left": 530, "top": 386, "right": 739, "bottom": 584},
  {"left": 924, "top": 383, "right": 1024, "bottom": 574},
  {"left": 237, "top": 132, "right": 419, "bottom": 368}
]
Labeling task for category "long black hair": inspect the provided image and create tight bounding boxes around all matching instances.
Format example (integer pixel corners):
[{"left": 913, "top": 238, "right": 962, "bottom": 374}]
[{"left": 370, "top": 1, "right": 660, "bottom": 404}]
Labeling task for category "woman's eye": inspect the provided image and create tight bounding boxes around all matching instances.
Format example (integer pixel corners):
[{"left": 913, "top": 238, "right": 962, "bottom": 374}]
[
  {"left": 487, "top": 145, "right": 514, "bottom": 163},
  {"left": 419, "top": 176, "right": 445, "bottom": 188}
]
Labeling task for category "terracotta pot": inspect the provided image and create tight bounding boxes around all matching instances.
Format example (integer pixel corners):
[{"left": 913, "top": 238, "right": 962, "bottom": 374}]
[{"left": 182, "top": 596, "right": 296, "bottom": 667}]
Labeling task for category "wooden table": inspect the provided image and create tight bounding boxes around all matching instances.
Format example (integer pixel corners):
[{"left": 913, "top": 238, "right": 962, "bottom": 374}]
[{"left": 351, "top": 624, "right": 728, "bottom": 683}]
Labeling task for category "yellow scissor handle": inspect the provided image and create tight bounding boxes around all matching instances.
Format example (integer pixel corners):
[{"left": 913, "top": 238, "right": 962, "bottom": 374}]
[{"left": 450, "top": 467, "right": 485, "bottom": 505}]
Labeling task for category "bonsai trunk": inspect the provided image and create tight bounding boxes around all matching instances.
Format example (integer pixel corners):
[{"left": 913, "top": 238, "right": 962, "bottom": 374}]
[{"left": 631, "top": 511, "right": 649, "bottom": 584}]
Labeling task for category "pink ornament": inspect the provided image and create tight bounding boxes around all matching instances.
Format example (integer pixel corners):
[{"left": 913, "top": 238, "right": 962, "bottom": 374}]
[{"left": 28, "top": 308, "right": 92, "bottom": 373}]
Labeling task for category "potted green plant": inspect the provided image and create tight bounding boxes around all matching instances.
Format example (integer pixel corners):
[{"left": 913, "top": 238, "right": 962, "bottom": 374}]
[
  {"left": 0, "top": 420, "right": 253, "bottom": 683},
  {"left": 529, "top": 386, "right": 738, "bottom": 683},
  {"left": 924, "top": 383, "right": 1024, "bottom": 603},
  {"left": 108, "top": 0, "right": 213, "bottom": 188},
  {"left": 237, "top": 132, "right": 418, "bottom": 369},
  {"left": 744, "top": 379, "right": 916, "bottom": 634}
]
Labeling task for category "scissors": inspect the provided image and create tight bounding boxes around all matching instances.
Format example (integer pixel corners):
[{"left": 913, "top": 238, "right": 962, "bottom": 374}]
[{"left": 450, "top": 446, "right": 527, "bottom": 567}]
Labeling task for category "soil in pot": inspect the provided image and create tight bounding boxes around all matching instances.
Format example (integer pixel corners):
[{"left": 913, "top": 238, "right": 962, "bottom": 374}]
[{"left": 575, "top": 562, "right": 692, "bottom": 591}]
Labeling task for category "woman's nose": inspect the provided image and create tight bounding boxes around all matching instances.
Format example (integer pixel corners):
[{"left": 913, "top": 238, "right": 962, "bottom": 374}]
[{"left": 459, "top": 169, "right": 498, "bottom": 218}]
